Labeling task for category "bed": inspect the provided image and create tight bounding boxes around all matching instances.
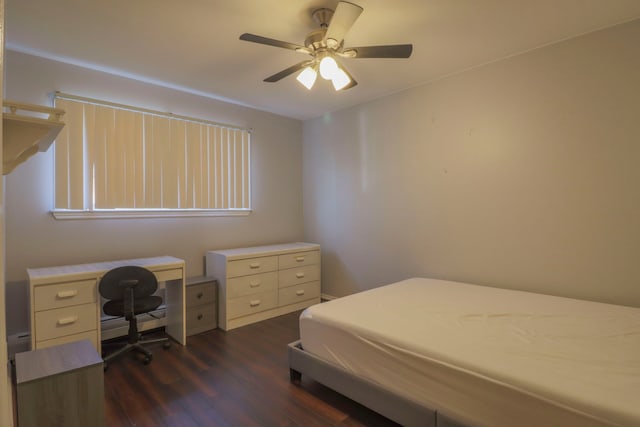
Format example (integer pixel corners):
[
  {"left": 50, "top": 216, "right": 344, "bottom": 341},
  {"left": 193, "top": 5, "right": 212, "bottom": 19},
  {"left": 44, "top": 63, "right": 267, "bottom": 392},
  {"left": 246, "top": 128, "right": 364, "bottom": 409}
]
[{"left": 288, "top": 277, "right": 640, "bottom": 427}]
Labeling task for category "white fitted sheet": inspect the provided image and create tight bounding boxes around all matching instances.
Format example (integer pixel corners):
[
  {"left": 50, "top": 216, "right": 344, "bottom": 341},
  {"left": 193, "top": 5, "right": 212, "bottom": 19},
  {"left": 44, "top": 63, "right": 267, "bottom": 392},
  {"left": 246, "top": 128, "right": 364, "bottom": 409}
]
[{"left": 299, "top": 278, "right": 640, "bottom": 427}]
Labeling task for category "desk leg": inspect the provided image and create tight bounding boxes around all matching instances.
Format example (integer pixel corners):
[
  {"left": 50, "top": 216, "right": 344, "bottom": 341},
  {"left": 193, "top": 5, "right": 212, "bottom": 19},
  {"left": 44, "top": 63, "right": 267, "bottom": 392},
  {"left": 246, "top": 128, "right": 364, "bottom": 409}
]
[{"left": 165, "top": 277, "right": 186, "bottom": 345}]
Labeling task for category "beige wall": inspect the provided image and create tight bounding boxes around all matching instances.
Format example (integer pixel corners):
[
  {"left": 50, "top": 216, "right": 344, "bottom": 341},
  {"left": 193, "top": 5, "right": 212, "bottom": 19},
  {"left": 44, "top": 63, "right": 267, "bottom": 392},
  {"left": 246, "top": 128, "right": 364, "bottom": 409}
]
[
  {"left": 303, "top": 19, "right": 640, "bottom": 306},
  {"left": 4, "top": 50, "right": 304, "bottom": 333}
]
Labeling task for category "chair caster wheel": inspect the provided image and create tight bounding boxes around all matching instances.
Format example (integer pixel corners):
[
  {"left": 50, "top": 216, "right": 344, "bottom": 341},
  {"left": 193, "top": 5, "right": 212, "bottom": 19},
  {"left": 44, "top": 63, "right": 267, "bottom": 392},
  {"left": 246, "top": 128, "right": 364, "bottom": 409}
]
[
  {"left": 163, "top": 341, "right": 171, "bottom": 350},
  {"left": 143, "top": 355, "right": 152, "bottom": 365}
]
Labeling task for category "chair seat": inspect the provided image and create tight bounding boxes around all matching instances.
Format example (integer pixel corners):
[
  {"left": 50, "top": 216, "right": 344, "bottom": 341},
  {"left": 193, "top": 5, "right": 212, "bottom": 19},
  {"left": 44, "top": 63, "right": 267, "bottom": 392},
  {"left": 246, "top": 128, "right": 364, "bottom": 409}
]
[{"left": 103, "top": 295, "right": 163, "bottom": 317}]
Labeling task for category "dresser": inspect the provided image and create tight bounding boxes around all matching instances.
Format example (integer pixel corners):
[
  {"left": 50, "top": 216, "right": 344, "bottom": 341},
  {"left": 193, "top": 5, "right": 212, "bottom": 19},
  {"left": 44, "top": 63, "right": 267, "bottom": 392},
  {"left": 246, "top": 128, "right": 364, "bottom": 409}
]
[
  {"left": 27, "top": 256, "right": 187, "bottom": 353},
  {"left": 185, "top": 276, "right": 218, "bottom": 336},
  {"left": 206, "top": 242, "right": 321, "bottom": 330}
]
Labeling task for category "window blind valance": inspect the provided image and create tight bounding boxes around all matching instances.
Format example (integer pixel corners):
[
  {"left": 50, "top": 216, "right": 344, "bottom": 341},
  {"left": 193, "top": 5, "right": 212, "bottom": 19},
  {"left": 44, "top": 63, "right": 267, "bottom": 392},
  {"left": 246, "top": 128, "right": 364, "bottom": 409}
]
[{"left": 54, "top": 94, "right": 251, "bottom": 214}]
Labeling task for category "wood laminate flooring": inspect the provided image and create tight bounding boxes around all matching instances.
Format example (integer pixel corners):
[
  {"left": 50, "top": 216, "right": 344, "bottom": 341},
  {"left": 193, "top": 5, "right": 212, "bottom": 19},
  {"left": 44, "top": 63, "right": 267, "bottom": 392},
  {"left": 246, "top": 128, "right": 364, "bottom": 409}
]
[{"left": 103, "top": 310, "right": 399, "bottom": 426}]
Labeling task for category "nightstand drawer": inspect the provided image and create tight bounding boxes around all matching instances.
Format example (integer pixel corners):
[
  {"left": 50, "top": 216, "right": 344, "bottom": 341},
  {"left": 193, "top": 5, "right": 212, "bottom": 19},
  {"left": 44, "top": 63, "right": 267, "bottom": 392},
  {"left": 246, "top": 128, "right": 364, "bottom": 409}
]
[
  {"left": 228, "top": 271, "right": 277, "bottom": 298},
  {"left": 227, "top": 290, "right": 277, "bottom": 319},
  {"left": 34, "top": 304, "right": 97, "bottom": 342},
  {"left": 34, "top": 279, "right": 97, "bottom": 312},
  {"left": 227, "top": 256, "right": 278, "bottom": 278},
  {"left": 278, "top": 250, "right": 320, "bottom": 270},
  {"left": 278, "top": 281, "right": 320, "bottom": 306},
  {"left": 186, "top": 283, "right": 217, "bottom": 307},
  {"left": 279, "top": 265, "right": 320, "bottom": 288},
  {"left": 186, "top": 306, "right": 218, "bottom": 335}
]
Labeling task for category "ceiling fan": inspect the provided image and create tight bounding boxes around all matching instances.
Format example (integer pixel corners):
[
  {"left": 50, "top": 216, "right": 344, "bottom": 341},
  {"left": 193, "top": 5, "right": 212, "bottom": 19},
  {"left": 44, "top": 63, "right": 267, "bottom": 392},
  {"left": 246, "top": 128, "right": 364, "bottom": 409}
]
[{"left": 239, "top": 1, "right": 413, "bottom": 91}]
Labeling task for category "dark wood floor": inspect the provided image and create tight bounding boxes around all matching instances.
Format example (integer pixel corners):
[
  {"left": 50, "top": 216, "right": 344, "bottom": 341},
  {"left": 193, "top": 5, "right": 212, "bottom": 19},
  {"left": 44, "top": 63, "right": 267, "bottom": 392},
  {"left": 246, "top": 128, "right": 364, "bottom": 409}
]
[{"left": 103, "top": 311, "right": 399, "bottom": 426}]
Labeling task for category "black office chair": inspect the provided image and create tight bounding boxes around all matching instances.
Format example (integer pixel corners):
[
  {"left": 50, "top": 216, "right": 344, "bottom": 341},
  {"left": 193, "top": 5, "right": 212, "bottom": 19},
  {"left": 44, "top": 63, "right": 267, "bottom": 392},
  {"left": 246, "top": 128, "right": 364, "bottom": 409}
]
[{"left": 99, "top": 266, "right": 170, "bottom": 369}]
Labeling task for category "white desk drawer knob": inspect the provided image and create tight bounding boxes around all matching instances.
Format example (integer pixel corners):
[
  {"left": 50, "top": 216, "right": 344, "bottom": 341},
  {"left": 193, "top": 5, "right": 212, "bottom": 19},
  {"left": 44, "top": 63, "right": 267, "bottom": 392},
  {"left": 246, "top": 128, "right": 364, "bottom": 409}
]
[
  {"left": 296, "top": 290, "right": 305, "bottom": 296},
  {"left": 57, "top": 316, "right": 78, "bottom": 326},
  {"left": 295, "top": 256, "right": 305, "bottom": 262},
  {"left": 249, "top": 280, "right": 261, "bottom": 288},
  {"left": 56, "top": 290, "right": 78, "bottom": 299},
  {"left": 249, "top": 300, "right": 261, "bottom": 307},
  {"left": 295, "top": 272, "right": 305, "bottom": 279},
  {"left": 249, "top": 263, "right": 261, "bottom": 269}
]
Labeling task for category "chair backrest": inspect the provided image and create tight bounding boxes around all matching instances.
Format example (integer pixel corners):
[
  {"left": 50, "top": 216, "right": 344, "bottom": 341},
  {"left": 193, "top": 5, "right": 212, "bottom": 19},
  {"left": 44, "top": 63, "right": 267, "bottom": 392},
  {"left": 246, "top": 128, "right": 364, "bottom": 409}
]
[{"left": 98, "top": 265, "right": 158, "bottom": 301}]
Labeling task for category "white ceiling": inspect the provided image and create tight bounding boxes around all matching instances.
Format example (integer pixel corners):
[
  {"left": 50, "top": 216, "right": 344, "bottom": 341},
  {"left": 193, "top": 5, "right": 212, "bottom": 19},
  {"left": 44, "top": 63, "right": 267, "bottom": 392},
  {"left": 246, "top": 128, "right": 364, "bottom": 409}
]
[{"left": 6, "top": 0, "right": 640, "bottom": 120}]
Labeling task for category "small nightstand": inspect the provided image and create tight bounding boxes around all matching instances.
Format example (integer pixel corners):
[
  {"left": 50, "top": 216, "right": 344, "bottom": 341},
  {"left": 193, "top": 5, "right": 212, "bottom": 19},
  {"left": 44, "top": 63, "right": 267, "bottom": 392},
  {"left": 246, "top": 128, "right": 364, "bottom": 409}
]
[
  {"left": 15, "top": 339, "right": 105, "bottom": 427},
  {"left": 186, "top": 276, "right": 218, "bottom": 336}
]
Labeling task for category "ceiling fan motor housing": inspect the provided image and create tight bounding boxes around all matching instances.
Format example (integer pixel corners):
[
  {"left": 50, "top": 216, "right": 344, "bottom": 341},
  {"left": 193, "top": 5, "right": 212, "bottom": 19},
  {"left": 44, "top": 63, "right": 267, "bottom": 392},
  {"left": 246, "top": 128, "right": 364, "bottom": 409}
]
[{"left": 312, "top": 7, "right": 334, "bottom": 28}]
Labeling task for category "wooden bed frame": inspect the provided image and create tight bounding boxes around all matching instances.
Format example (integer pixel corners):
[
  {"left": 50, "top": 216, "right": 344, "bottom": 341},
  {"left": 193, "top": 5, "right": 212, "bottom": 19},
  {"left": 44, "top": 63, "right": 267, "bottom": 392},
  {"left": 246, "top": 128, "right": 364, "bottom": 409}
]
[{"left": 288, "top": 340, "right": 466, "bottom": 427}]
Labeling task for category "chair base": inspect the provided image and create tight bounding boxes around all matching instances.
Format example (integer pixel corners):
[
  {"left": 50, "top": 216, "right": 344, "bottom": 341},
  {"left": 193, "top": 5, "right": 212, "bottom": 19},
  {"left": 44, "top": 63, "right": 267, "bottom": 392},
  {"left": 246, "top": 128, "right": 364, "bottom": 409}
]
[{"left": 103, "top": 336, "right": 171, "bottom": 369}]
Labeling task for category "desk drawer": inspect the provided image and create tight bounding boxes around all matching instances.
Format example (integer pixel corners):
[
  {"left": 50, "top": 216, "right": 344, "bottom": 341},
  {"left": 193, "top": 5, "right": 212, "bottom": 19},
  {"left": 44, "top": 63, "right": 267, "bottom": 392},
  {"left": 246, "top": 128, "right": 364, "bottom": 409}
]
[
  {"left": 279, "top": 265, "right": 320, "bottom": 288},
  {"left": 186, "top": 283, "right": 216, "bottom": 307},
  {"left": 227, "top": 290, "right": 277, "bottom": 319},
  {"left": 186, "top": 305, "right": 217, "bottom": 336},
  {"left": 34, "top": 279, "right": 97, "bottom": 312},
  {"left": 36, "top": 330, "right": 99, "bottom": 351},
  {"left": 34, "top": 304, "right": 97, "bottom": 342},
  {"left": 279, "top": 281, "right": 320, "bottom": 307},
  {"left": 227, "top": 256, "right": 277, "bottom": 278},
  {"left": 154, "top": 267, "right": 183, "bottom": 283},
  {"left": 278, "top": 250, "right": 320, "bottom": 270},
  {"left": 228, "top": 271, "right": 277, "bottom": 298}
]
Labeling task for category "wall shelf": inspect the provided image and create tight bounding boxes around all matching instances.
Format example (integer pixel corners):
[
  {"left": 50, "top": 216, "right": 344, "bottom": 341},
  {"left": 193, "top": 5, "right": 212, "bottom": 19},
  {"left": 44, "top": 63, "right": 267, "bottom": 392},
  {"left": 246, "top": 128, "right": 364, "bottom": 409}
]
[{"left": 3, "top": 101, "right": 65, "bottom": 175}]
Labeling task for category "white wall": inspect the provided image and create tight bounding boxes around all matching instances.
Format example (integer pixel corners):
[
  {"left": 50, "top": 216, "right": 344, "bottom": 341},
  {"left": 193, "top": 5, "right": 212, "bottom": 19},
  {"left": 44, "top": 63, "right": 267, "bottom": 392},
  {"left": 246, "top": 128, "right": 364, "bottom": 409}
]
[
  {"left": 303, "top": 19, "right": 640, "bottom": 307},
  {"left": 4, "top": 50, "right": 304, "bottom": 334}
]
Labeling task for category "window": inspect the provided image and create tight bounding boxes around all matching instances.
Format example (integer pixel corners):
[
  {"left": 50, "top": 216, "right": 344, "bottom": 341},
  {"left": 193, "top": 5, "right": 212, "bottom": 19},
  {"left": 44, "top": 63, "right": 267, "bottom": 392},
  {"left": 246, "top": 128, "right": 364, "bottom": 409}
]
[{"left": 53, "top": 93, "right": 251, "bottom": 218}]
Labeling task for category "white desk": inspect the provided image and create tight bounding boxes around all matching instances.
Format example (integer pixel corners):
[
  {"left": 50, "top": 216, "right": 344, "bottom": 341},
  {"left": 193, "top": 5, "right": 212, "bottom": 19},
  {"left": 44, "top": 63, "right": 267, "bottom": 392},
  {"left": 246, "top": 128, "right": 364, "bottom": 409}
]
[{"left": 27, "top": 256, "right": 186, "bottom": 353}]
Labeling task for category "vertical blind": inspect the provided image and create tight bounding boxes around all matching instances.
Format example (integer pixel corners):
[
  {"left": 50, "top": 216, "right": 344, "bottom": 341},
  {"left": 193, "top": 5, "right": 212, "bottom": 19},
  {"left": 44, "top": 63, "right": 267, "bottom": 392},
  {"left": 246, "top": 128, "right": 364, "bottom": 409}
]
[{"left": 54, "top": 95, "right": 250, "bottom": 211}]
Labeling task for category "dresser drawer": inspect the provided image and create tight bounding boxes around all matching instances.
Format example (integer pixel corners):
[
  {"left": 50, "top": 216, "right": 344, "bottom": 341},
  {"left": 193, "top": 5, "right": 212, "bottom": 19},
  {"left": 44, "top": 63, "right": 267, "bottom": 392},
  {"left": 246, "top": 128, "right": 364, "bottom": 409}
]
[
  {"left": 34, "top": 279, "right": 97, "bottom": 312},
  {"left": 186, "top": 305, "right": 218, "bottom": 336},
  {"left": 34, "top": 304, "right": 97, "bottom": 342},
  {"left": 279, "top": 281, "right": 320, "bottom": 307},
  {"left": 227, "top": 256, "right": 278, "bottom": 278},
  {"left": 227, "top": 290, "right": 277, "bottom": 319},
  {"left": 278, "top": 250, "right": 320, "bottom": 270},
  {"left": 279, "top": 265, "right": 320, "bottom": 288},
  {"left": 186, "top": 283, "right": 217, "bottom": 307},
  {"left": 227, "top": 271, "right": 277, "bottom": 298}
]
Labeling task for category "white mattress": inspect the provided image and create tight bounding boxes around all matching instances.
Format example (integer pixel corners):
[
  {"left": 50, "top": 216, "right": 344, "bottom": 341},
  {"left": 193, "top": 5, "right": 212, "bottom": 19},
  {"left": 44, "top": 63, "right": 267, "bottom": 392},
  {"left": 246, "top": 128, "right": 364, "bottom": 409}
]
[{"left": 299, "top": 278, "right": 640, "bottom": 427}]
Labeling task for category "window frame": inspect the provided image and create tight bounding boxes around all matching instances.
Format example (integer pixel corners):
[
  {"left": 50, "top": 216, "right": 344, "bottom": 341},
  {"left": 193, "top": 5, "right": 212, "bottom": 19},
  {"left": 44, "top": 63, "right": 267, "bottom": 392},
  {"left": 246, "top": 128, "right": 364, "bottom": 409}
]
[{"left": 52, "top": 93, "right": 252, "bottom": 219}]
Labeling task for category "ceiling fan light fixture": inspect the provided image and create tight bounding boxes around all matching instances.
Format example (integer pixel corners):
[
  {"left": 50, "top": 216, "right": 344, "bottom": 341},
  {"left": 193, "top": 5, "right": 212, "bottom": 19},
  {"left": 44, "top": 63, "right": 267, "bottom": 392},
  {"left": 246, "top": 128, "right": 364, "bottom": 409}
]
[
  {"left": 296, "top": 66, "right": 318, "bottom": 90},
  {"left": 319, "top": 55, "right": 339, "bottom": 80},
  {"left": 331, "top": 67, "right": 351, "bottom": 91}
]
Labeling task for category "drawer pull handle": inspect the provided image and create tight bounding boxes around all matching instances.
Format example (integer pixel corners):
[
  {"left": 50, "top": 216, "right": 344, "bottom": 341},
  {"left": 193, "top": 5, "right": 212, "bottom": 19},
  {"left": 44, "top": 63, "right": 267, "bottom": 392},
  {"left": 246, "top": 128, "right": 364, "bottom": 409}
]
[
  {"left": 57, "top": 316, "right": 78, "bottom": 326},
  {"left": 249, "top": 263, "right": 261, "bottom": 269},
  {"left": 249, "top": 281, "right": 261, "bottom": 288},
  {"left": 249, "top": 300, "right": 261, "bottom": 307},
  {"left": 296, "top": 290, "right": 305, "bottom": 296},
  {"left": 295, "top": 256, "right": 305, "bottom": 262},
  {"left": 197, "top": 292, "right": 204, "bottom": 299},
  {"left": 197, "top": 314, "right": 203, "bottom": 320},
  {"left": 56, "top": 290, "right": 78, "bottom": 299},
  {"left": 295, "top": 272, "right": 305, "bottom": 279}
]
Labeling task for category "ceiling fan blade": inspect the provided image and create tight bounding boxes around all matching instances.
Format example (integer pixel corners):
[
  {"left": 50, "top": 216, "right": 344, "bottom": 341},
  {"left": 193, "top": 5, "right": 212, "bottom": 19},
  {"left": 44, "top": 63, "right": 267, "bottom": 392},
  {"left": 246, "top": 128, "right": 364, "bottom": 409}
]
[
  {"left": 341, "top": 44, "right": 413, "bottom": 59},
  {"left": 325, "top": 1, "right": 363, "bottom": 47},
  {"left": 240, "top": 33, "right": 310, "bottom": 54},
  {"left": 264, "top": 61, "right": 314, "bottom": 83}
]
